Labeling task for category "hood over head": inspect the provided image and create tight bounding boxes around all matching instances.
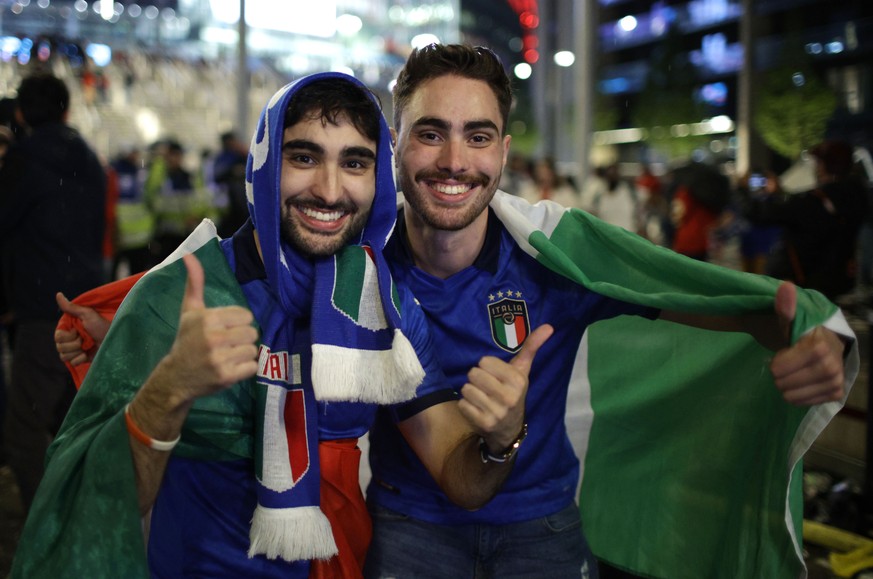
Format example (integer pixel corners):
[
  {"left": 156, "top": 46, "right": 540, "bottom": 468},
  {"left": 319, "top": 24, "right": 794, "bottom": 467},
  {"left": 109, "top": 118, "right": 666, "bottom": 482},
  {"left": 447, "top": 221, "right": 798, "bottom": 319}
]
[{"left": 244, "top": 72, "right": 396, "bottom": 305}]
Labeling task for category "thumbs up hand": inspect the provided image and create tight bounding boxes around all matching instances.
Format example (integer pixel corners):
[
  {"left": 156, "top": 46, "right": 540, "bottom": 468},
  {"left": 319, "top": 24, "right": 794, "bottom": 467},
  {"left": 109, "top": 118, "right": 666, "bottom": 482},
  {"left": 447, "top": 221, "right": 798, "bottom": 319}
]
[
  {"left": 770, "top": 282, "right": 846, "bottom": 406},
  {"left": 163, "top": 254, "right": 260, "bottom": 403},
  {"left": 459, "top": 324, "right": 554, "bottom": 452}
]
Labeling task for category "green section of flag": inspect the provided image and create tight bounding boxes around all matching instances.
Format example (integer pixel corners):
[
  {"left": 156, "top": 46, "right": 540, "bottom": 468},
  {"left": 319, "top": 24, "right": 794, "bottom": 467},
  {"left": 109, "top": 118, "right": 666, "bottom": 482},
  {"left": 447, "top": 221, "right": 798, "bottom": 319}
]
[
  {"left": 538, "top": 210, "right": 780, "bottom": 313},
  {"left": 583, "top": 316, "right": 806, "bottom": 578},
  {"left": 493, "top": 319, "right": 508, "bottom": 346}
]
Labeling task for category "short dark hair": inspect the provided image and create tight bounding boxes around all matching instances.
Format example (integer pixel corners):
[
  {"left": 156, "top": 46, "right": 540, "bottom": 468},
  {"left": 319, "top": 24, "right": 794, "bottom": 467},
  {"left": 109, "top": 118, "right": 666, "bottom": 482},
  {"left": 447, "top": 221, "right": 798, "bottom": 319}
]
[
  {"left": 392, "top": 44, "right": 513, "bottom": 135},
  {"left": 284, "top": 78, "right": 381, "bottom": 144},
  {"left": 165, "top": 139, "right": 184, "bottom": 154},
  {"left": 16, "top": 73, "right": 70, "bottom": 128}
]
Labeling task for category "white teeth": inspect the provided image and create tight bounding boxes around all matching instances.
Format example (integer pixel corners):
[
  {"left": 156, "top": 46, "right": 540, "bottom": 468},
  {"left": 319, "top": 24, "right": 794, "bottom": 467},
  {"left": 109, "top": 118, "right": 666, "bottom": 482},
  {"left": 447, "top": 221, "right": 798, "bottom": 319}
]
[
  {"left": 432, "top": 183, "right": 471, "bottom": 195},
  {"left": 301, "top": 206, "right": 344, "bottom": 222}
]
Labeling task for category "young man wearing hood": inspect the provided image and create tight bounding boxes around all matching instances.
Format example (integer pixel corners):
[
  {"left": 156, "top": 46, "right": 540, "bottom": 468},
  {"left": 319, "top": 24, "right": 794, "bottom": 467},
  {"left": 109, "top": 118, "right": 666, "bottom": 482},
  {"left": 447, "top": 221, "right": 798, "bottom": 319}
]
[{"left": 13, "top": 73, "right": 548, "bottom": 579}]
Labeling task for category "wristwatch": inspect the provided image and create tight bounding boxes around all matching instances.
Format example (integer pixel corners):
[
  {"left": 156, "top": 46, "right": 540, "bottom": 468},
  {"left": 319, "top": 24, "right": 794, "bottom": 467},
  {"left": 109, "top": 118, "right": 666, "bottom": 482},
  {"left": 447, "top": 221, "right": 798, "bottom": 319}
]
[{"left": 479, "top": 422, "right": 528, "bottom": 464}]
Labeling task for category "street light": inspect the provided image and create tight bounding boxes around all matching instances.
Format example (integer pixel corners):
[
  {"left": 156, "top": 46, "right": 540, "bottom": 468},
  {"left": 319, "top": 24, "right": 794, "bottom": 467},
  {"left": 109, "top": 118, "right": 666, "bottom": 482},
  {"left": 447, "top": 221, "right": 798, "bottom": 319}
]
[
  {"left": 514, "top": 62, "right": 532, "bottom": 80},
  {"left": 411, "top": 33, "right": 440, "bottom": 49},
  {"left": 554, "top": 50, "right": 575, "bottom": 67},
  {"left": 551, "top": 50, "right": 575, "bottom": 163},
  {"left": 336, "top": 14, "right": 362, "bottom": 37}
]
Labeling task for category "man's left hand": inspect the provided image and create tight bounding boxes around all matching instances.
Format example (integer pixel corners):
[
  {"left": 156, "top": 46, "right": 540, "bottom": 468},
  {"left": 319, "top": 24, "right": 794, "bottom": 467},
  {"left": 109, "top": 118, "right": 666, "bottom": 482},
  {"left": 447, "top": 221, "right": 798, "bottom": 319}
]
[{"left": 771, "top": 282, "right": 846, "bottom": 405}]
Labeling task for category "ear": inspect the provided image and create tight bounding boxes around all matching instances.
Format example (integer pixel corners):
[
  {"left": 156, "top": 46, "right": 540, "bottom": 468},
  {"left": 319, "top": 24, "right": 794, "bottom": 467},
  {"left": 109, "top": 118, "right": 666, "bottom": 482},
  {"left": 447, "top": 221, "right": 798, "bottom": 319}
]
[
  {"left": 502, "top": 134, "right": 512, "bottom": 169},
  {"left": 390, "top": 127, "right": 399, "bottom": 166}
]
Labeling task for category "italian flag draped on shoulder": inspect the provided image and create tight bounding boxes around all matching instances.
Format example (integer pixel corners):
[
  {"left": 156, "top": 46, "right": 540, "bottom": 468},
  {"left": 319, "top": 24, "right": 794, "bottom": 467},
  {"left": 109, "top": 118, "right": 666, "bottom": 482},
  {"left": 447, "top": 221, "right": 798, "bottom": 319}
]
[{"left": 490, "top": 192, "right": 858, "bottom": 579}]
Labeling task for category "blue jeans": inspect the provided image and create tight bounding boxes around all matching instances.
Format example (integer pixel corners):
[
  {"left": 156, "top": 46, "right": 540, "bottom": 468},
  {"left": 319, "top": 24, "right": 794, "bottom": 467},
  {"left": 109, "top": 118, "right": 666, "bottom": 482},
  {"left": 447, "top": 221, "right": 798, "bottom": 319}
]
[{"left": 363, "top": 501, "right": 598, "bottom": 579}]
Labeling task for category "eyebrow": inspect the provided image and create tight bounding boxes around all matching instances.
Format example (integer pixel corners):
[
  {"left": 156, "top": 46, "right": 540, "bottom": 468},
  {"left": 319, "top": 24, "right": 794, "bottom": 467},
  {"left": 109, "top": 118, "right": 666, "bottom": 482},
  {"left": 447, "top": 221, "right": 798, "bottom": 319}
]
[
  {"left": 343, "top": 146, "right": 377, "bottom": 161},
  {"left": 411, "top": 117, "right": 500, "bottom": 134},
  {"left": 283, "top": 139, "right": 323, "bottom": 156},
  {"left": 282, "top": 140, "right": 376, "bottom": 160}
]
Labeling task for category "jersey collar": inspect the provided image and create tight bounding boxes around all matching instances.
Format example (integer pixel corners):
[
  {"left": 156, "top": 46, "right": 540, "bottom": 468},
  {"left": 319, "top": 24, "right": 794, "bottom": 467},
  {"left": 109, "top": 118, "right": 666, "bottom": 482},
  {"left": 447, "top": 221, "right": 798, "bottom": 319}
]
[{"left": 230, "top": 219, "right": 267, "bottom": 284}]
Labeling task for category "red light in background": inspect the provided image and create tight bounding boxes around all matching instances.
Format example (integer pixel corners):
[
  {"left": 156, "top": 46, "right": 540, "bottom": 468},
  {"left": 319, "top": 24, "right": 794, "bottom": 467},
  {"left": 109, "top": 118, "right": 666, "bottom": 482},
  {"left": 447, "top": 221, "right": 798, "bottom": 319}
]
[
  {"left": 509, "top": 0, "right": 539, "bottom": 66},
  {"left": 519, "top": 11, "right": 539, "bottom": 29}
]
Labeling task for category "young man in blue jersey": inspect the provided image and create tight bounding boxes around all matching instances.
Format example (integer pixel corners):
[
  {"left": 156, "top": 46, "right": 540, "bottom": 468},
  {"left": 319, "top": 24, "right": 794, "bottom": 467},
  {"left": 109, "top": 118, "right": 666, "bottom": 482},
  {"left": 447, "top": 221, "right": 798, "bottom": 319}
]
[
  {"left": 15, "top": 72, "right": 551, "bottom": 579},
  {"left": 363, "top": 44, "right": 856, "bottom": 578}
]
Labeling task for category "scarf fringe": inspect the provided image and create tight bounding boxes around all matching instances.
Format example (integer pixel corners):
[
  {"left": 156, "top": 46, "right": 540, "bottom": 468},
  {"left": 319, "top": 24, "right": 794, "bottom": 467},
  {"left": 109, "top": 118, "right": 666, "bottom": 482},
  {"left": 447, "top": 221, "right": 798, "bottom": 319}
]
[
  {"left": 311, "top": 329, "right": 425, "bottom": 403},
  {"left": 248, "top": 504, "right": 338, "bottom": 562}
]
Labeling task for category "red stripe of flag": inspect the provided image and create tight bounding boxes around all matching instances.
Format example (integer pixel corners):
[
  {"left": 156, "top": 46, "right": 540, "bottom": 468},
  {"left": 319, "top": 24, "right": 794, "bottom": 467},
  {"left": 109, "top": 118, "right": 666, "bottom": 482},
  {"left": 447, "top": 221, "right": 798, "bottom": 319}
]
[{"left": 513, "top": 314, "right": 526, "bottom": 344}]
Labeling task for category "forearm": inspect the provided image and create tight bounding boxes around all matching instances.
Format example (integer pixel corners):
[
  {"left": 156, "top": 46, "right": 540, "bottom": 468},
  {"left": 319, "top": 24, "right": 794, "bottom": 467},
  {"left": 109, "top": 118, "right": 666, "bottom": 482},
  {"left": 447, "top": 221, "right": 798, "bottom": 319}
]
[
  {"left": 437, "top": 434, "right": 515, "bottom": 511},
  {"left": 400, "top": 401, "right": 521, "bottom": 511},
  {"left": 660, "top": 310, "right": 786, "bottom": 351},
  {"left": 127, "top": 356, "right": 194, "bottom": 515}
]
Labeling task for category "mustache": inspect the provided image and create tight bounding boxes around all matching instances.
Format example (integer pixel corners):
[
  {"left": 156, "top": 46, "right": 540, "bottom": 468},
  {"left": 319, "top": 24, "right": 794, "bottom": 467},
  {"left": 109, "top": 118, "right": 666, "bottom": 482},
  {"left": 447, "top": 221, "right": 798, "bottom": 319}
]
[{"left": 415, "top": 170, "right": 490, "bottom": 188}]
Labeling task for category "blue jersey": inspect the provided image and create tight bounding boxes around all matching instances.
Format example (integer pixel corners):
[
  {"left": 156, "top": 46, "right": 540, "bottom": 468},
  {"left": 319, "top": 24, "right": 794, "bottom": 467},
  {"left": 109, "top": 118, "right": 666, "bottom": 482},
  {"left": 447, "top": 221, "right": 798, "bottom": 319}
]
[
  {"left": 367, "top": 209, "right": 658, "bottom": 525},
  {"left": 147, "top": 225, "right": 445, "bottom": 577}
]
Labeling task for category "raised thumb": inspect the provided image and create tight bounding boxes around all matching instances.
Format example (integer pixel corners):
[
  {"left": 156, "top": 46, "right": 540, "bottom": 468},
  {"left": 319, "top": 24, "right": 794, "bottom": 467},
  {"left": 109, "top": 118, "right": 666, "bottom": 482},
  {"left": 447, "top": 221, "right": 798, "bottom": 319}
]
[
  {"left": 775, "top": 281, "right": 797, "bottom": 343},
  {"left": 55, "top": 292, "right": 89, "bottom": 317},
  {"left": 510, "top": 324, "right": 554, "bottom": 375},
  {"left": 181, "top": 253, "right": 206, "bottom": 312}
]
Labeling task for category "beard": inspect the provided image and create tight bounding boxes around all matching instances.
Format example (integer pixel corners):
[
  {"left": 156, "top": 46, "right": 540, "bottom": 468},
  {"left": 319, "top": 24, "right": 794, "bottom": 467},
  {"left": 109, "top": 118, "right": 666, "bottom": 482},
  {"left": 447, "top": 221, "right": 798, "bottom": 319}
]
[
  {"left": 398, "top": 168, "right": 498, "bottom": 232},
  {"left": 279, "top": 201, "right": 370, "bottom": 258}
]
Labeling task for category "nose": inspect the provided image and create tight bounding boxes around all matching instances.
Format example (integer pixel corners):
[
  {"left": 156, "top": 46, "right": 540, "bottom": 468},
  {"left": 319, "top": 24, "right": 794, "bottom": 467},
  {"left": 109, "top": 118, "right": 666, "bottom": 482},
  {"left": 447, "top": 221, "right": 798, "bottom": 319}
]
[
  {"left": 436, "top": 138, "right": 468, "bottom": 175},
  {"left": 311, "top": 165, "right": 343, "bottom": 205}
]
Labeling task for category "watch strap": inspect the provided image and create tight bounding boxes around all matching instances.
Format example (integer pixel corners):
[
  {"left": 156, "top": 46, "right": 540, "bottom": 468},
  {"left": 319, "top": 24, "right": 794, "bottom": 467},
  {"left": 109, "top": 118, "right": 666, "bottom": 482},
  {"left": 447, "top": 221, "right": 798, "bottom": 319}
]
[{"left": 479, "top": 422, "right": 528, "bottom": 464}]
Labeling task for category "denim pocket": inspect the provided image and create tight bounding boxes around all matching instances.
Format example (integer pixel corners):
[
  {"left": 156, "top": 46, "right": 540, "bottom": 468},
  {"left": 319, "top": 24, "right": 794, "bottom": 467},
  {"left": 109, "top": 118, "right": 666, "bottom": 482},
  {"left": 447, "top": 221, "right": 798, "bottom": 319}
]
[
  {"left": 368, "top": 503, "right": 412, "bottom": 522},
  {"left": 542, "top": 502, "right": 583, "bottom": 533}
]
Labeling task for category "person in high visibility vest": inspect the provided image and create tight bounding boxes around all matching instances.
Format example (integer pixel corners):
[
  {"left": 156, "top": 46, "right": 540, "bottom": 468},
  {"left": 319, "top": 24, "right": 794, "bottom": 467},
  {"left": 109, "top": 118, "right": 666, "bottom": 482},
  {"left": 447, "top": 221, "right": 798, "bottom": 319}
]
[
  {"left": 144, "top": 139, "right": 213, "bottom": 262},
  {"left": 110, "top": 146, "right": 154, "bottom": 279}
]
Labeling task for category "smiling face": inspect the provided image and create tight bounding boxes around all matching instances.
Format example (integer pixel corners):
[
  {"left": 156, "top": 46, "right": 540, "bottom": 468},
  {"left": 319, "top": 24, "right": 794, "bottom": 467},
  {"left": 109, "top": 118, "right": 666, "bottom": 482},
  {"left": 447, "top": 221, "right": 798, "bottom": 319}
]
[
  {"left": 395, "top": 74, "right": 511, "bottom": 232},
  {"left": 279, "top": 112, "right": 377, "bottom": 258}
]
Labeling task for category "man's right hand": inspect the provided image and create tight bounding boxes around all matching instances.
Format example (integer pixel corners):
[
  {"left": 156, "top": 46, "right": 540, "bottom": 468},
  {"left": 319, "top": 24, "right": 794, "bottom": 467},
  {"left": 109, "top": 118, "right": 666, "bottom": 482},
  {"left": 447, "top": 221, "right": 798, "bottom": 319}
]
[
  {"left": 159, "top": 253, "right": 260, "bottom": 404},
  {"left": 459, "top": 324, "right": 553, "bottom": 453}
]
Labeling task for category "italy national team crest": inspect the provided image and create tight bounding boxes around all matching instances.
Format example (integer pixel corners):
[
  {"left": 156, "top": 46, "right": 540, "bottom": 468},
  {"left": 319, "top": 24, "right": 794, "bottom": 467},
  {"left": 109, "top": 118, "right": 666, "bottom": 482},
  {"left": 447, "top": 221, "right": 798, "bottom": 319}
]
[{"left": 488, "top": 293, "right": 530, "bottom": 353}]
